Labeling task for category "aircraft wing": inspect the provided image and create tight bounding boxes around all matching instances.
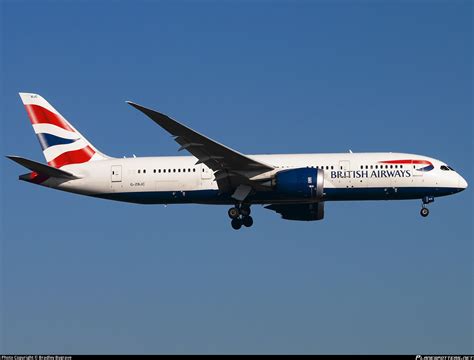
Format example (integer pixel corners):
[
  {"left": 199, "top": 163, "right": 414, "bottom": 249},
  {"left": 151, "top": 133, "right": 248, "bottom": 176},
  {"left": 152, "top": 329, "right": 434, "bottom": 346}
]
[{"left": 127, "top": 101, "right": 274, "bottom": 194}]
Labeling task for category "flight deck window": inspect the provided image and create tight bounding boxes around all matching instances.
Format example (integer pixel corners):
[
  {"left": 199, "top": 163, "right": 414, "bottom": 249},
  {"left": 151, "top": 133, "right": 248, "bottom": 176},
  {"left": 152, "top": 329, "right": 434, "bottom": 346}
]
[
  {"left": 448, "top": 166, "right": 455, "bottom": 171},
  {"left": 440, "top": 165, "right": 449, "bottom": 171}
]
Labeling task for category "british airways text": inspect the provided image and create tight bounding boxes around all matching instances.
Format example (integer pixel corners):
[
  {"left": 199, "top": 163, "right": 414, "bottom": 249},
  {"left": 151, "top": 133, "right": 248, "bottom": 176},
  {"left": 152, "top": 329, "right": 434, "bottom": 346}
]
[{"left": 330, "top": 170, "right": 412, "bottom": 179}]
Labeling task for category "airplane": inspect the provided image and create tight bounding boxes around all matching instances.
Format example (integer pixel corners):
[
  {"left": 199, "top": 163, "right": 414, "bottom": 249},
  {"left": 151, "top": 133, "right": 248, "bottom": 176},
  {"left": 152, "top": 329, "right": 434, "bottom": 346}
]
[{"left": 7, "top": 93, "right": 468, "bottom": 230}]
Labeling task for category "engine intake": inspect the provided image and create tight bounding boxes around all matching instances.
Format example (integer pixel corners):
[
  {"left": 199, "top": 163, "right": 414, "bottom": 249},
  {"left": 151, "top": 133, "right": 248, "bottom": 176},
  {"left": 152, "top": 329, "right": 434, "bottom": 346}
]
[{"left": 274, "top": 167, "right": 324, "bottom": 199}]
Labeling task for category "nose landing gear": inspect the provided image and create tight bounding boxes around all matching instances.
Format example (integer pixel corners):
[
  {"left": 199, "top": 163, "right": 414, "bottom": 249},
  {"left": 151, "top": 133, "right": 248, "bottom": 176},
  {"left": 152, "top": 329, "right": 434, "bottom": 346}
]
[
  {"left": 420, "top": 196, "right": 434, "bottom": 217},
  {"left": 228, "top": 204, "right": 253, "bottom": 230}
]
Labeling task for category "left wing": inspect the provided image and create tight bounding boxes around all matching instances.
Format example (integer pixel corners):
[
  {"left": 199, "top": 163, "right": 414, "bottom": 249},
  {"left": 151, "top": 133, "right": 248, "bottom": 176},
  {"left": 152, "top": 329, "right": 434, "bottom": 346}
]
[{"left": 127, "top": 101, "right": 274, "bottom": 194}]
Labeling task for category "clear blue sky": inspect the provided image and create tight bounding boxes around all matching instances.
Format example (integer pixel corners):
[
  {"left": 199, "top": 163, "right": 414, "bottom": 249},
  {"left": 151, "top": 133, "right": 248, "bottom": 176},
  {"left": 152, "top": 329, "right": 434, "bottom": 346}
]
[{"left": 1, "top": 0, "right": 472, "bottom": 354}]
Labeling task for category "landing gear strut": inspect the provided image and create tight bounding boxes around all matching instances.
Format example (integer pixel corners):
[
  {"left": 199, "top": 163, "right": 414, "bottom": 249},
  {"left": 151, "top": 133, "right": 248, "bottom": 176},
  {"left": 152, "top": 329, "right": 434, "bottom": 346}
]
[
  {"left": 420, "top": 196, "right": 434, "bottom": 217},
  {"left": 228, "top": 204, "right": 253, "bottom": 230}
]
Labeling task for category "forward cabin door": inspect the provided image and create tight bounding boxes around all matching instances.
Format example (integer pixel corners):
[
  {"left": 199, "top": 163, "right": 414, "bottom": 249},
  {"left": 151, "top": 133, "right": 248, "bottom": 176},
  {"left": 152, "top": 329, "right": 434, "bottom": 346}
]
[{"left": 412, "top": 160, "right": 423, "bottom": 177}]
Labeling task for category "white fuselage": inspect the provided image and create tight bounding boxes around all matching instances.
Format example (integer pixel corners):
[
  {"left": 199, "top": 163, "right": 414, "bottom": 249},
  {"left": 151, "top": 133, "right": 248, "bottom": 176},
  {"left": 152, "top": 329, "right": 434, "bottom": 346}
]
[{"left": 36, "top": 152, "right": 467, "bottom": 205}]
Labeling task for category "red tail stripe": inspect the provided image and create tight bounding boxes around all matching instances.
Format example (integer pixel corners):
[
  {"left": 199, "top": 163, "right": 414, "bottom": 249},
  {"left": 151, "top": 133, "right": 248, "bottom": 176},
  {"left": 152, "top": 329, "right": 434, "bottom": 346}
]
[
  {"left": 48, "top": 146, "right": 95, "bottom": 168},
  {"left": 379, "top": 160, "right": 432, "bottom": 165},
  {"left": 25, "top": 104, "right": 74, "bottom": 132}
]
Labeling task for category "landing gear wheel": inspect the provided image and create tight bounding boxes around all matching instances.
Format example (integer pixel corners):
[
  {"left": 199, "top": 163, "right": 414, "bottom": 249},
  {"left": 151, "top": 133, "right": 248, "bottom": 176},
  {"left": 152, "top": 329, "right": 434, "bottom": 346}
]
[
  {"left": 242, "top": 216, "right": 254, "bottom": 228},
  {"left": 228, "top": 207, "right": 240, "bottom": 219},
  {"left": 240, "top": 206, "right": 251, "bottom": 217},
  {"left": 231, "top": 218, "right": 242, "bottom": 230},
  {"left": 420, "top": 207, "right": 429, "bottom": 217}
]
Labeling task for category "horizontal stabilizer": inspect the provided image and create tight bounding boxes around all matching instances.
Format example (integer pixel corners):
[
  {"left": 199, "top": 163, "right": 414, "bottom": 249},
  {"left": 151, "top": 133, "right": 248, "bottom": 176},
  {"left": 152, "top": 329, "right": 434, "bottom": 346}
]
[{"left": 6, "top": 155, "right": 79, "bottom": 179}]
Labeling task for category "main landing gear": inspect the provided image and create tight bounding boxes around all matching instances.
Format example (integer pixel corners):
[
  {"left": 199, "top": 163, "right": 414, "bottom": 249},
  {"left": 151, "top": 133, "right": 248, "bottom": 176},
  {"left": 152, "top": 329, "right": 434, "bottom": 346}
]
[
  {"left": 420, "top": 196, "right": 434, "bottom": 217},
  {"left": 228, "top": 204, "right": 253, "bottom": 230}
]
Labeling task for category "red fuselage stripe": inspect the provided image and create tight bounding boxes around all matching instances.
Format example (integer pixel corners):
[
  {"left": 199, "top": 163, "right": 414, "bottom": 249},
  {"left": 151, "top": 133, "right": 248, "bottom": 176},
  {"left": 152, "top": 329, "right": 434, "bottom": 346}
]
[{"left": 378, "top": 159, "right": 432, "bottom": 165}]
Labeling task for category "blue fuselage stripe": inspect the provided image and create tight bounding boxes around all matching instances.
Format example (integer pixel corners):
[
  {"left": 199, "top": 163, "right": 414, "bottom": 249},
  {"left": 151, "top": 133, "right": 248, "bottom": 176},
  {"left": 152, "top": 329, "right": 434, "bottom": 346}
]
[{"left": 92, "top": 187, "right": 464, "bottom": 205}]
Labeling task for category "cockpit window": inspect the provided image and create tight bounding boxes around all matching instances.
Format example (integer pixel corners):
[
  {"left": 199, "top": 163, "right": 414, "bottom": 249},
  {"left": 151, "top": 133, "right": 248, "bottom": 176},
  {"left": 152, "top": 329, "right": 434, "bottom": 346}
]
[
  {"left": 440, "top": 165, "right": 449, "bottom": 171},
  {"left": 447, "top": 166, "right": 455, "bottom": 171}
]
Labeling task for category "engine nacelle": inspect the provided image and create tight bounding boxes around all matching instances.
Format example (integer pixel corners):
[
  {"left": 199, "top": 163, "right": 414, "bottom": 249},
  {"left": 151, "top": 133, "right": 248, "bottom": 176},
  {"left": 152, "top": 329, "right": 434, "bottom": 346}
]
[{"left": 274, "top": 167, "right": 324, "bottom": 199}]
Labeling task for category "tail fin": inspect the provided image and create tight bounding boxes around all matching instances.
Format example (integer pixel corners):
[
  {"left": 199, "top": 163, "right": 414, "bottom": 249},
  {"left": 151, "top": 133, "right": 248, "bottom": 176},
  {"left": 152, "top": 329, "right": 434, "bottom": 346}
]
[{"left": 19, "top": 93, "right": 109, "bottom": 168}]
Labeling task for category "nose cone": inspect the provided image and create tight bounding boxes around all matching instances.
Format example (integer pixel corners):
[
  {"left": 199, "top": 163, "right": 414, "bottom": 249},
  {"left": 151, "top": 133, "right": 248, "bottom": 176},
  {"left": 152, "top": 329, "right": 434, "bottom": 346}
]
[{"left": 458, "top": 175, "right": 468, "bottom": 190}]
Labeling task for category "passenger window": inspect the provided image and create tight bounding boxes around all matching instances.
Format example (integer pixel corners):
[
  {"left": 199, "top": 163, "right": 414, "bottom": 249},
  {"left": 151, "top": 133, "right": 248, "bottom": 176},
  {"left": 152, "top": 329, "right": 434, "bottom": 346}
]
[
  {"left": 138, "top": 170, "right": 140, "bottom": 174},
  {"left": 193, "top": 168, "right": 196, "bottom": 172},
  {"left": 173, "top": 169, "right": 176, "bottom": 173},
  {"left": 331, "top": 166, "right": 334, "bottom": 170},
  {"left": 144, "top": 169, "right": 146, "bottom": 173},
  {"left": 153, "top": 169, "right": 156, "bottom": 173},
  {"left": 178, "top": 169, "right": 181, "bottom": 172}
]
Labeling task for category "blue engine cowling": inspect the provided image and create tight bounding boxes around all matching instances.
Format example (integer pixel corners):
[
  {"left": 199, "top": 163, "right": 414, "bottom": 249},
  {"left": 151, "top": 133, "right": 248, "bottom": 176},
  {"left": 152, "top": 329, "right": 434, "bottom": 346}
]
[{"left": 274, "top": 167, "right": 324, "bottom": 199}]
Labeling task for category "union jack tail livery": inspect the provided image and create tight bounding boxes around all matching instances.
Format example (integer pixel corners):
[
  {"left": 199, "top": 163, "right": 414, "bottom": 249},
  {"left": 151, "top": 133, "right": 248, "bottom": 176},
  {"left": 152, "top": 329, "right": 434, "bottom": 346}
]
[{"left": 19, "top": 93, "right": 108, "bottom": 169}]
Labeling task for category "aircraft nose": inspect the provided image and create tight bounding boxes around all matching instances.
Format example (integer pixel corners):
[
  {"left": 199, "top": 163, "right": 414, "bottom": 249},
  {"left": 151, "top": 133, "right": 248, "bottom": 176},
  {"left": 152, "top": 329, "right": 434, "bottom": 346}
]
[{"left": 458, "top": 175, "right": 468, "bottom": 190}]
